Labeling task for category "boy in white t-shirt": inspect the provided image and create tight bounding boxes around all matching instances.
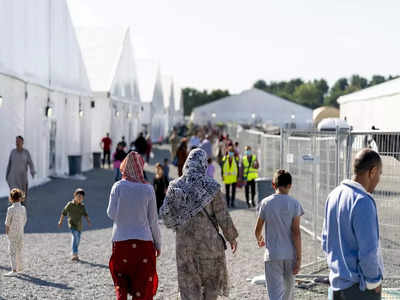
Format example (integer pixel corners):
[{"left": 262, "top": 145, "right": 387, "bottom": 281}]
[{"left": 255, "top": 170, "right": 304, "bottom": 300}]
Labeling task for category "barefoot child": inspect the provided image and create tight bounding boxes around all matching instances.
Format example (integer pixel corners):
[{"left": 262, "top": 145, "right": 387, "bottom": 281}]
[
  {"left": 58, "top": 188, "right": 91, "bottom": 261},
  {"left": 254, "top": 170, "right": 304, "bottom": 300},
  {"left": 4, "top": 188, "right": 27, "bottom": 277}
]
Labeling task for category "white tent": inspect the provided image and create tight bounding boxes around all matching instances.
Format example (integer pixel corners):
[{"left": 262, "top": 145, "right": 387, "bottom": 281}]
[
  {"left": 76, "top": 27, "right": 141, "bottom": 151},
  {"left": 167, "top": 82, "right": 176, "bottom": 131},
  {"left": 190, "top": 88, "right": 313, "bottom": 128},
  {"left": 150, "top": 69, "right": 167, "bottom": 142},
  {"left": 0, "top": 0, "right": 92, "bottom": 196},
  {"left": 338, "top": 77, "right": 400, "bottom": 130}
]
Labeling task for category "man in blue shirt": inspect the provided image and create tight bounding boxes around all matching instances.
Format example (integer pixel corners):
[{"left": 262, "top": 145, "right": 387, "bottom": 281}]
[{"left": 322, "top": 148, "right": 383, "bottom": 300}]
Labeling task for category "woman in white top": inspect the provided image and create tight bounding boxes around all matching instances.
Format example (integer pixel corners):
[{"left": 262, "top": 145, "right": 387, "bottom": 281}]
[{"left": 107, "top": 151, "right": 161, "bottom": 300}]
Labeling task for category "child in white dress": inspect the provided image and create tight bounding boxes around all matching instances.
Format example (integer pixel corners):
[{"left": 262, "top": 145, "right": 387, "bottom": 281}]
[{"left": 4, "top": 188, "right": 27, "bottom": 277}]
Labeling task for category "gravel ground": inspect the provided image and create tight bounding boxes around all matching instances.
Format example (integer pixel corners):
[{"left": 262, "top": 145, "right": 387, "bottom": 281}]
[{"left": 0, "top": 145, "right": 334, "bottom": 299}]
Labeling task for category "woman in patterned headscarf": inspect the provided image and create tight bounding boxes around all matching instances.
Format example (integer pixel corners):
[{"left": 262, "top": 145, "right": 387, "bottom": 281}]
[
  {"left": 107, "top": 151, "right": 161, "bottom": 300},
  {"left": 160, "top": 148, "right": 238, "bottom": 300}
]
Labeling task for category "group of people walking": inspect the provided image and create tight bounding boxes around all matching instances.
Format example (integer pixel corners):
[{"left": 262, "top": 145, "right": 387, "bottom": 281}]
[{"left": 3, "top": 128, "right": 385, "bottom": 300}]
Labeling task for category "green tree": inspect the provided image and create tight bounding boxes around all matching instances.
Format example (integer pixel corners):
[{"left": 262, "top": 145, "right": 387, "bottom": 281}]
[
  {"left": 369, "top": 75, "right": 386, "bottom": 86},
  {"left": 253, "top": 80, "right": 267, "bottom": 90},
  {"left": 293, "top": 82, "right": 322, "bottom": 108},
  {"left": 324, "top": 78, "right": 348, "bottom": 107}
]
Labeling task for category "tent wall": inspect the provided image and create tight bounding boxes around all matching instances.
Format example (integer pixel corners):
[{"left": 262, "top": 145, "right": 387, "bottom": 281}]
[
  {"left": 0, "top": 74, "right": 26, "bottom": 196},
  {"left": 24, "top": 84, "right": 50, "bottom": 185},
  {"left": 340, "top": 95, "right": 400, "bottom": 131},
  {"left": 91, "top": 95, "right": 112, "bottom": 153},
  {"left": 80, "top": 96, "right": 92, "bottom": 171}
]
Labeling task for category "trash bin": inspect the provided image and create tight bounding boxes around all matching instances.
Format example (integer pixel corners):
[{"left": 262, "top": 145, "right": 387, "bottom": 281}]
[
  {"left": 93, "top": 152, "right": 101, "bottom": 169},
  {"left": 68, "top": 155, "right": 82, "bottom": 176},
  {"left": 255, "top": 177, "right": 273, "bottom": 205}
]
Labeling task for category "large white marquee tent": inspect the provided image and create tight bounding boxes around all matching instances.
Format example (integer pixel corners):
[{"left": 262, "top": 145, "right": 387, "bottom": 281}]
[
  {"left": 0, "top": 0, "right": 93, "bottom": 196},
  {"left": 76, "top": 27, "right": 141, "bottom": 151},
  {"left": 338, "top": 77, "right": 400, "bottom": 130},
  {"left": 190, "top": 88, "right": 313, "bottom": 128}
]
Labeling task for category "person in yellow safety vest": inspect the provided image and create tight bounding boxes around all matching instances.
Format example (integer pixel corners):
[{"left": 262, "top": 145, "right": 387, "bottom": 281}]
[
  {"left": 222, "top": 145, "right": 239, "bottom": 208},
  {"left": 242, "top": 145, "right": 259, "bottom": 208}
]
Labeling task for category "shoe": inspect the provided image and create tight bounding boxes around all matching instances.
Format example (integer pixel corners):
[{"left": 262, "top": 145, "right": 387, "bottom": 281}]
[
  {"left": 4, "top": 271, "right": 17, "bottom": 277},
  {"left": 71, "top": 255, "right": 80, "bottom": 261},
  {"left": 247, "top": 202, "right": 251, "bottom": 208},
  {"left": 251, "top": 202, "right": 256, "bottom": 207},
  {"left": 231, "top": 203, "right": 235, "bottom": 208}
]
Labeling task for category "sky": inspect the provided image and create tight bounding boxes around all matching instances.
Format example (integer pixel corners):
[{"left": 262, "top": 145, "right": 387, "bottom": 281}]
[{"left": 67, "top": 0, "right": 400, "bottom": 95}]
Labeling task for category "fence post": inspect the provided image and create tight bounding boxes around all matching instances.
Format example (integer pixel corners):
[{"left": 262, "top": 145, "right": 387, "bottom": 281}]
[
  {"left": 335, "top": 126, "right": 340, "bottom": 186},
  {"left": 280, "top": 128, "right": 284, "bottom": 169},
  {"left": 312, "top": 133, "right": 318, "bottom": 240}
]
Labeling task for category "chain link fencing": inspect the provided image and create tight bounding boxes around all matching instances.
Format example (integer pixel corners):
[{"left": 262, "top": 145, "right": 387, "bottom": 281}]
[{"left": 226, "top": 124, "right": 400, "bottom": 298}]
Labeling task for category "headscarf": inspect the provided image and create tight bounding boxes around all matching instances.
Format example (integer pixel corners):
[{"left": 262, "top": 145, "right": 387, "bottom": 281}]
[
  {"left": 160, "top": 148, "right": 220, "bottom": 230},
  {"left": 120, "top": 151, "right": 147, "bottom": 184}
]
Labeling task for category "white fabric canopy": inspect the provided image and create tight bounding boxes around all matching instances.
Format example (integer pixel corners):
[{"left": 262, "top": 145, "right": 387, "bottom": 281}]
[
  {"left": 191, "top": 88, "right": 313, "bottom": 128},
  {"left": 0, "top": 0, "right": 93, "bottom": 197},
  {"left": 0, "top": 0, "right": 91, "bottom": 96}
]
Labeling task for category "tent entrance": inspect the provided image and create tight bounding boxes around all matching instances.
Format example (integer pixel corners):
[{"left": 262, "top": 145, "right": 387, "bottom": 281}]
[{"left": 49, "top": 120, "right": 56, "bottom": 173}]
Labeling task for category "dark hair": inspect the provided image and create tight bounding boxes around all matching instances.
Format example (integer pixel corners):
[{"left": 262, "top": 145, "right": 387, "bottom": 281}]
[
  {"left": 16, "top": 135, "right": 24, "bottom": 141},
  {"left": 164, "top": 158, "right": 168, "bottom": 162},
  {"left": 74, "top": 188, "right": 85, "bottom": 197},
  {"left": 207, "top": 157, "right": 212, "bottom": 163},
  {"left": 272, "top": 169, "right": 292, "bottom": 187},
  {"left": 9, "top": 188, "right": 25, "bottom": 202},
  {"left": 353, "top": 148, "right": 382, "bottom": 175}
]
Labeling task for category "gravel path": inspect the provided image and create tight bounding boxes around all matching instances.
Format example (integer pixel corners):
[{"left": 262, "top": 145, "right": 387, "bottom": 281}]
[{"left": 0, "top": 145, "right": 330, "bottom": 299}]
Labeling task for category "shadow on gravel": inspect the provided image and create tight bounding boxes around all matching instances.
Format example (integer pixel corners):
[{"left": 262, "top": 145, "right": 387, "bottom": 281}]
[
  {"left": 0, "top": 169, "right": 115, "bottom": 234},
  {"left": 17, "top": 274, "right": 73, "bottom": 290},
  {"left": 78, "top": 260, "right": 109, "bottom": 269}
]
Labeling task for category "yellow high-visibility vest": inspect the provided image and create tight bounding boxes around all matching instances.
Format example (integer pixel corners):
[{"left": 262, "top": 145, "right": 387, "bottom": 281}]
[
  {"left": 223, "top": 156, "right": 238, "bottom": 184},
  {"left": 242, "top": 154, "right": 259, "bottom": 181}
]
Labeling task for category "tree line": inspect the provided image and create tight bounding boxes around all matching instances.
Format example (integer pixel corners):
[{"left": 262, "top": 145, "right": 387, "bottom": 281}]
[{"left": 182, "top": 74, "right": 398, "bottom": 115}]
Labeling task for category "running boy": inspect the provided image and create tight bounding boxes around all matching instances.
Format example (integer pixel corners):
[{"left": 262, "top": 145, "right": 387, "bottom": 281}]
[
  {"left": 58, "top": 188, "right": 91, "bottom": 261},
  {"left": 4, "top": 188, "right": 27, "bottom": 277},
  {"left": 255, "top": 170, "right": 303, "bottom": 300}
]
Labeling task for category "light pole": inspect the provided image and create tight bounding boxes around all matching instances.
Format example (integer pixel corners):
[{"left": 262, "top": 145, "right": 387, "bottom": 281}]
[
  {"left": 291, "top": 114, "right": 295, "bottom": 128},
  {"left": 0, "top": 95, "right": 3, "bottom": 108},
  {"left": 211, "top": 112, "right": 216, "bottom": 123},
  {"left": 251, "top": 113, "right": 256, "bottom": 126}
]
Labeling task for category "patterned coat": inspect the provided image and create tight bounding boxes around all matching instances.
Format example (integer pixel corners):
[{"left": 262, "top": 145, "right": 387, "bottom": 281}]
[{"left": 176, "top": 191, "right": 238, "bottom": 298}]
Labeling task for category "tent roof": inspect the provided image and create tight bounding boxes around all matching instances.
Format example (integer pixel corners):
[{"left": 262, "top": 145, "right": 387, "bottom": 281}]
[
  {"left": 0, "top": 0, "right": 91, "bottom": 96},
  {"left": 338, "top": 77, "right": 400, "bottom": 104},
  {"left": 313, "top": 106, "right": 340, "bottom": 125},
  {"left": 77, "top": 27, "right": 139, "bottom": 101},
  {"left": 192, "top": 88, "right": 312, "bottom": 124}
]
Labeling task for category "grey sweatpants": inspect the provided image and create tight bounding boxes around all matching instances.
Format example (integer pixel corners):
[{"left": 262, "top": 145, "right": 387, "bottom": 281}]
[{"left": 265, "top": 260, "right": 295, "bottom": 300}]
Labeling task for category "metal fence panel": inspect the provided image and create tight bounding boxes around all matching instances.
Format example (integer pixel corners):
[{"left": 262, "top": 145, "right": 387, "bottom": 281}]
[{"left": 226, "top": 125, "right": 400, "bottom": 282}]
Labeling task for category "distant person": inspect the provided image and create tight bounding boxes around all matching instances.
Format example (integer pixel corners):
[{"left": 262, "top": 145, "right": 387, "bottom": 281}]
[
  {"left": 160, "top": 148, "right": 238, "bottom": 300},
  {"left": 6, "top": 136, "right": 36, "bottom": 197},
  {"left": 163, "top": 158, "right": 170, "bottom": 185},
  {"left": 188, "top": 131, "right": 201, "bottom": 150},
  {"left": 112, "top": 144, "right": 126, "bottom": 181},
  {"left": 216, "top": 135, "right": 225, "bottom": 178},
  {"left": 242, "top": 146, "right": 259, "bottom": 208},
  {"left": 58, "top": 188, "right": 92, "bottom": 261},
  {"left": 206, "top": 157, "right": 215, "bottom": 178},
  {"left": 107, "top": 151, "right": 161, "bottom": 300},
  {"left": 169, "top": 129, "right": 180, "bottom": 161},
  {"left": 146, "top": 134, "right": 152, "bottom": 163},
  {"left": 222, "top": 145, "right": 239, "bottom": 207},
  {"left": 134, "top": 132, "right": 147, "bottom": 157},
  {"left": 153, "top": 163, "right": 167, "bottom": 213},
  {"left": 200, "top": 135, "right": 212, "bottom": 158},
  {"left": 4, "top": 188, "right": 27, "bottom": 277},
  {"left": 255, "top": 170, "right": 303, "bottom": 300},
  {"left": 322, "top": 149, "right": 383, "bottom": 300},
  {"left": 101, "top": 133, "right": 112, "bottom": 168},
  {"left": 234, "top": 142, "right": 240, "bottom": 157},
  {"left": 119, "top": 136, "right": 127, "bottom": 150},
  {"left": 176, "top": 138, "right": 188, "bottom": 177}
]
